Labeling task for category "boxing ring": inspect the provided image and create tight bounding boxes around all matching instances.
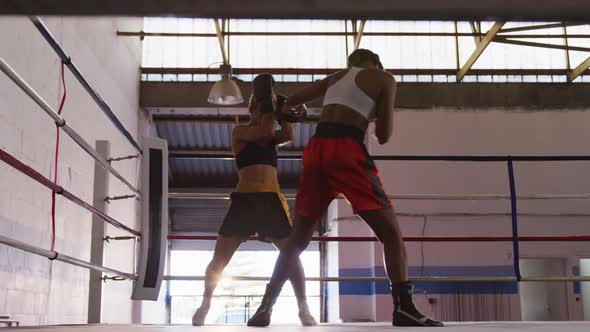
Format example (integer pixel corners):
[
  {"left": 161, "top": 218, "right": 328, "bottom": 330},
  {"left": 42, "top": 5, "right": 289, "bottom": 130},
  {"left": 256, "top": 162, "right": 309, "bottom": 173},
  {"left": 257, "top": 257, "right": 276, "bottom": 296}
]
[
  {"left": 1, "top": 17, "right": 590, "bottom": 332},
  {"left": 3, "top": 322, "right": 590, "bottom": 332},
  {"left": 166, "top": 154, "right": 590, "bottom": 330},
  {"left": 168, "top": 154, "right": 590, "bottom": 283}
]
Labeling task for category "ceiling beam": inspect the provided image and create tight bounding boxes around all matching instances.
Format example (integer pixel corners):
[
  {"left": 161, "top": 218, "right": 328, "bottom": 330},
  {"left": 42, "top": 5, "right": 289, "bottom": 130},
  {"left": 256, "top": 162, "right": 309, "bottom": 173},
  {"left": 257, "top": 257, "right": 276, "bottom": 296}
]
[
  {"left": 3, "top": 1, "right": 590, "bottom": 21},
  {"left": 457, "top": 22, "right": 505, "bottom": 82},
  {"left": 493, "top": 37, "right": 590, "bottom": 53},
  {"left": 568, "top": 57, "right": 590, "bottom": 82},
  {"left": 213, "top": 19, "right": 228, "bottom": 65},
  {"left": 353, "top": 20, "right": 366, "bottom": 50},
  {"left": 469, "top": 21, "right": 481, "bottom": 46},
  {"left": 142, "top": 81, "right": 590, "bottom": 110},
  {"left": 141, "top": 81, "right": 328, "bottom": 109},
  {"left": 117, "top": 31, "right": 590, "bottom": 39},
  {"left": 563, "top": 24, "right": 572, "bottom": 72},
  {"left": 142, "top": 67, "right": 586, "bottom": 76},
  {"left": 498, "top": 22, "right": 588, "bottom": 33}
]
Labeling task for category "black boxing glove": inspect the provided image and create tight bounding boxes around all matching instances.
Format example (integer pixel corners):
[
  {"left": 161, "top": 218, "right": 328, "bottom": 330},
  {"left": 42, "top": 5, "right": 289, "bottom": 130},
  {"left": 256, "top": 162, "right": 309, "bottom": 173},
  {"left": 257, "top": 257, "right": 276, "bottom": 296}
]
[
  {"left": 276, "top": 95, "right": 308, "bottom": 124},
  {"left": 252, "top": 73, "right": 275, "bottom": 114},
  {"left": 275, "top": 94, "right": 287, "bottom": 120}
]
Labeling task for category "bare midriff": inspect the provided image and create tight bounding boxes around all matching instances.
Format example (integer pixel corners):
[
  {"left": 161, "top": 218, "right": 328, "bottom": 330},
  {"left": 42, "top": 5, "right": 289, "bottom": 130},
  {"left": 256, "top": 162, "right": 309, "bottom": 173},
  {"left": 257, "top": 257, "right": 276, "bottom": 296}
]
[{"left": 237, "top": 164, "right": 279, "bottom": 185}]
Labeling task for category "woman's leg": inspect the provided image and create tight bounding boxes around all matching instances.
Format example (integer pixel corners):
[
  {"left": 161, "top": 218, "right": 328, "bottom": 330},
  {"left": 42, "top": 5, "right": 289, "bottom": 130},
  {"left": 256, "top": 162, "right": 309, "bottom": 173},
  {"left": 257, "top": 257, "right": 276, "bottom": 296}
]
[
  {"left": 271, "top": 237, "right": 317, "bottom": 326},
  {"left": 192, "top": 235, "right": 244, "bottom": 326},
  {"left": 247, "top": 214, "right": 317, "bottom": 326},
  {"left": 357, "top": 207, "right": 407, "bottom": 283},
  {"left": 358, "top": 207, "right": 443, "bottom": 327}
]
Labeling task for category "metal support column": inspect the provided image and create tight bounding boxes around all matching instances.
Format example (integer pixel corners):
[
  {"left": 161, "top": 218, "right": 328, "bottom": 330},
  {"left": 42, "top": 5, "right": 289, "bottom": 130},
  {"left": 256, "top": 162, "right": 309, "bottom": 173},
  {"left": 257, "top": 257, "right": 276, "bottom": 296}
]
[{"left": 88, "top": 141, "right": 110, "bottom": 324}]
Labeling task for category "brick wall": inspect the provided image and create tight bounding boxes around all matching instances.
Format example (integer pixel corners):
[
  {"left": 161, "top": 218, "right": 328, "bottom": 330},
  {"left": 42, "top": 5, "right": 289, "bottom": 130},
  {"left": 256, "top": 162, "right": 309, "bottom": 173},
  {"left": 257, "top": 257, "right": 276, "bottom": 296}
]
[{"left": 0, "top": 16, "right": 142, "bottom": 325}]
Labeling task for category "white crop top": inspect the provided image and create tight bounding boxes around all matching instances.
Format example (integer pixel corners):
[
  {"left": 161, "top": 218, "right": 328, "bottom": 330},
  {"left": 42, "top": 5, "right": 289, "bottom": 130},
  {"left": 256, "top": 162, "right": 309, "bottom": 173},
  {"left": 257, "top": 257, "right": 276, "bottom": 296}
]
[{"left": 322, "top": 67, "right": 377, "bottom": 120}]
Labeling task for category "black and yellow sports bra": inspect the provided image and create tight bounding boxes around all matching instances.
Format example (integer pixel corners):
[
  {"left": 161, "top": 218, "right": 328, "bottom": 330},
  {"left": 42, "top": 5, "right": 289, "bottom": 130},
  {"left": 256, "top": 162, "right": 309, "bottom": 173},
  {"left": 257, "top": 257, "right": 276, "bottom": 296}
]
[{"left": 235, "top": 143, "right": 278, "bottom": 169}]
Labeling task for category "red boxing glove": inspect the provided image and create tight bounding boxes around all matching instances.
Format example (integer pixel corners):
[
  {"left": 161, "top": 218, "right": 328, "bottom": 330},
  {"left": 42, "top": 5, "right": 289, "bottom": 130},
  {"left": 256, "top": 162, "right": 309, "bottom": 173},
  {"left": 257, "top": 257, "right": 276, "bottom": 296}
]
[
  {"left": 275, "top": 95, "right": 307, "bottom": 123},
  {"left": 282, "top": 103, "right": 307, "bottom": 123}
]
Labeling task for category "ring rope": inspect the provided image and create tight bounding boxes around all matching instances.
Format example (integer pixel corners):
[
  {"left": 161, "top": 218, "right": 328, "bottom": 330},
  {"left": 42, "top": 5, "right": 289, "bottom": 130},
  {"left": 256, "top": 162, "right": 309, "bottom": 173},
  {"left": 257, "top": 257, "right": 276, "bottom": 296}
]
[
  {"left": 168, "top": 192, "right": 590, "bottom": 201},
  {"left": 2, "top": 233, "right": 587, "bottom": 284},
  {"left": 50, "top": 60, "right": 68, "bottom": 251},
  {"left": 0, "top": 233, "right": 135, "bottom": 280},
  {"left": 167, "top": 235, "right": 590, "bottom": 242},
  {"left": 507, "top": 159, "right": 522, "bottom": 281},
  {"left": 0, "top": 148, "right": 141, "bottom": 236},
  {"left": 30, "top": 17, "right": 143, "bottom": 154},
  {"left": 171, "top": 153, "right": 590, "bottom": 162},
  {"left": 0, "top": 56, "right": 139, "bottom": 194},
  {"left": 162, "top": 275, "right": 590, "bottom": 282},
  {"left": 337, "top": 213, "right": 590, "bottom": 219}
]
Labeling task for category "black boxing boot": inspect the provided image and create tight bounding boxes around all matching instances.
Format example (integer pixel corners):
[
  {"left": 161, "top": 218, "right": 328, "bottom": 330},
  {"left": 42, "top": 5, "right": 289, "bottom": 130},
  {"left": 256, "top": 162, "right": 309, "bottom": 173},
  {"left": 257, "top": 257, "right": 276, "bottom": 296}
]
[
  {"left": 247, "top": 283, "right": 281, "bottom": 327},
  {"left": 252, "top": 73, "right": 275, "bottom": 114},
  {"left": 392, "top": 281, "right": 444, "bottom": 327}
]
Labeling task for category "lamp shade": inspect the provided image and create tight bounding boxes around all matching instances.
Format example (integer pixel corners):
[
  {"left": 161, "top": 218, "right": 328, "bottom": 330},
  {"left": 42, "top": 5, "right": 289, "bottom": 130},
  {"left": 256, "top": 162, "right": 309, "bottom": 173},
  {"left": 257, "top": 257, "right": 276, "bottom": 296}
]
[{"left": 207, "top": 76, "right": 243, "bottom": 105}]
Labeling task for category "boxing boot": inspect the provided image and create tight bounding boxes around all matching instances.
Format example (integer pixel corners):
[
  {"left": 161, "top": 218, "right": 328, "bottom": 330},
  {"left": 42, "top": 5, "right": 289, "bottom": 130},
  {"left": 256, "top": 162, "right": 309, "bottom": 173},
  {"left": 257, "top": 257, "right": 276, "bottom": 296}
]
[
  {"left": 392, "top": 281, "right": 444, "bottom": 327},
  {"left": 247, "top": 283, "right": 281, "bottom": 327}
]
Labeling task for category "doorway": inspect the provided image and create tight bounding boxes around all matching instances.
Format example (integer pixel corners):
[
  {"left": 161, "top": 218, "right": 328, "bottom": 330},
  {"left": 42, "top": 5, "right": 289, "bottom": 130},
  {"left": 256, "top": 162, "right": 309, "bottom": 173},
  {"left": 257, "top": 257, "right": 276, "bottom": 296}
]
[
  {"left": 520, "top": 258, "right": 568, "bottom": 321},
  {"left": 581, "top": 259, "right": 590, "bottom": 320}
]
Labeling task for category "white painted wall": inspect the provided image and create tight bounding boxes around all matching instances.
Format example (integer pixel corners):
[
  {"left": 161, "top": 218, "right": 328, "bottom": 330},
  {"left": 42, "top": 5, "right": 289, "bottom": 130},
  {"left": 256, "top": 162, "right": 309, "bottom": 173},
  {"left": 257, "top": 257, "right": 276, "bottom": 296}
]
[
  {"left": 335, "top": 109, "right": 590, "bottom": 322},
  {"left": 0, "top": 16, "right": 147, "bottom": 325},
  {"left": 370, "top": 109, "right": 590, "bottom": 217}
]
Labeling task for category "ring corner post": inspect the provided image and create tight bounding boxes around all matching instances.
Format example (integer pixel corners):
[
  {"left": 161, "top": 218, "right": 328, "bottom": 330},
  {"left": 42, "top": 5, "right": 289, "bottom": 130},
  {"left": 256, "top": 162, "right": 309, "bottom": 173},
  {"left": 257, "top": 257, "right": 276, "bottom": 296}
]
[
  {"left": 507, "top": 158, "right": 522, "bottom": 282},
  {"left": 132, "top": 137, "right": 169, "bottom": 301}
]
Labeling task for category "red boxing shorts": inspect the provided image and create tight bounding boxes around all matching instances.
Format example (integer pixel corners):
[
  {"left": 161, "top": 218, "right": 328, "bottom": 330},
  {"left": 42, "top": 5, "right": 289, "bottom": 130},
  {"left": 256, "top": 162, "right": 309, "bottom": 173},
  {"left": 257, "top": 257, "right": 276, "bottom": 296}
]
[{"left": 295, "top": 123, "right": 392, "bottom": 220}]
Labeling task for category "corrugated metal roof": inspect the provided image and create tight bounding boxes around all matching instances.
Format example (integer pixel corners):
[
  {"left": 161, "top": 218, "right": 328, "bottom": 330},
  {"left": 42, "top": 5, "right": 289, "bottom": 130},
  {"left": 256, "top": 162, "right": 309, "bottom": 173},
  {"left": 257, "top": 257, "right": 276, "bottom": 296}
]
[
  {"left": 290, "top": 122, "right": 317, "bottom": 150},
  {"left": 169, "top": 198, "right": 229, "bottom": 233},
  {"left": 156, "top": 119, "right": 233, "bottom": 149},
  {"left": 156, "top": 117, "right": 316, "bottom": 150},
  {"left": 170, "top": 198, "right": 296, "bottom": 233},
  {"left": 169, "top": 158, "right": 302, "bottom": 187},
  {"left": 157, "top": 117, "right": 315, "bottom": 187}
]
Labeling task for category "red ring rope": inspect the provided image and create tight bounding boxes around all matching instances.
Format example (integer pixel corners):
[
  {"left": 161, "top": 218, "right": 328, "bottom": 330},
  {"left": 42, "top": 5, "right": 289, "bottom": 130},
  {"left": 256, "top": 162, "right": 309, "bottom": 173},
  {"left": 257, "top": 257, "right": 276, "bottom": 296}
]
[
  {"left": 167, "top": 235, "right": 590, "bottom": 242},
  {"left": 50, "top": 61, "right": 67, "bottom": 251},
  {"left": 0, "top": 147, "right": 140, "bottom": 236}
]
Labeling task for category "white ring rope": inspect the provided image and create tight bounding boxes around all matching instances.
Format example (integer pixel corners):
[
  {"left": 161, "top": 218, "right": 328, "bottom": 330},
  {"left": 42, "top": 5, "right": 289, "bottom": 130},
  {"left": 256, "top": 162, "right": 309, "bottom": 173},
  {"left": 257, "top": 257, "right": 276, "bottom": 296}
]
[
  {"left": 0, "top": 233, "right": 135, "bottom": 280},
  {"left": 169, "top": 192, "right": 590, "bottom": 201},
  {"left": 163, "top": 275, "right": 590, "bottom": 282},
  {"left": 0, "top": 56, "right": 139, "bottom": 194},
  {"left": 2, "top": 232, "right": 588, "bottom": 284}
]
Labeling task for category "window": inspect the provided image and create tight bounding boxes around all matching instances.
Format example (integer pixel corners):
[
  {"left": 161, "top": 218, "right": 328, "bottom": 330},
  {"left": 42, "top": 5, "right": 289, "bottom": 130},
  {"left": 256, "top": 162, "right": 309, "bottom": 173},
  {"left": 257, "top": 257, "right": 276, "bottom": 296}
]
[
  {"left": 169, "top": 249, "right": 320, "bottom": 324},
  {"left": 139, "top": 18, "right": 590, "bottom": 83}
]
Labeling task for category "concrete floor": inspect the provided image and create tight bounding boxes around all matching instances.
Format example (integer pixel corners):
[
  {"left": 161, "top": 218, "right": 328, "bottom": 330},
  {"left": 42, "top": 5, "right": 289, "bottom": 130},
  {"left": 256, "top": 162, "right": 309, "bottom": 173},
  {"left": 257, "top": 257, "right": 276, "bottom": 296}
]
[{"left": 6, "top": 322, "right": 590, "bottom": 332}]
